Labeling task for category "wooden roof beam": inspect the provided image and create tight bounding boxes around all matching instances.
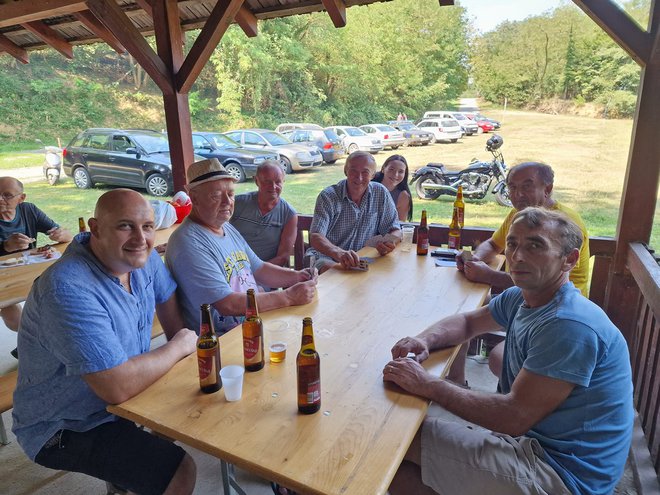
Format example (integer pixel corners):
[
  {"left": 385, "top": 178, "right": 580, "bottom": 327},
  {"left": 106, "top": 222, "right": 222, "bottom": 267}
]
[
  {"left": 135, "top": 0, "right": 154, "bottom": 19},
  {"left": 86, "top": 0, "right": 173, "bottom": 95},
  {"left": 0, "top": 33, "right": 29, "bottom": 63},
  {"left": 0, "top": 0, "right": 87, "bottom": 29},
  {"left": 235, "top": 6, "right": 258, "bottom": 37},
  {"left": 177, "top": 0, "right": 245, "bottom": 94},
  {"left": 75, "top": 10, "right": 126, "bottom": 54},
  {"left": 322, "top": 0, "right": 346, "bottom": 28},
  {"left": 650, "top": 0, "right": 659, "bottom": 64},
  {"left": 21, "top": 21, "right": 74, "bottom": 59},
  {"left": 573, "top": 0, "right": 651, "bottom": 66}
]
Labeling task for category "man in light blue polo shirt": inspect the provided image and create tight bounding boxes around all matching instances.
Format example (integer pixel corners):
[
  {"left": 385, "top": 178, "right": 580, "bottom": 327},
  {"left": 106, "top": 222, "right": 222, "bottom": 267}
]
[
  {"left": 308, "top": 151, "right": 401, "bottom": 272},
  {"left": 385, "top": 207, "right": 633, "bottom": 495},
  {"left": 12, "top": 189, "right": 198, "bottom": 495}
]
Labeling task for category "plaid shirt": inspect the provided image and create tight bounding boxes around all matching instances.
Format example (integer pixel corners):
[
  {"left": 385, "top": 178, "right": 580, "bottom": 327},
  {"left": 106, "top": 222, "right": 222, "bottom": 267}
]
[{"left": 308, "top": 180, "right": 399, "bottom": 261}]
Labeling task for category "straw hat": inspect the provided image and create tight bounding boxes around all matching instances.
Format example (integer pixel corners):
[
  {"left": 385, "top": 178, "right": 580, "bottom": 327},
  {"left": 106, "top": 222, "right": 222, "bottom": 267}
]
[{"left": 186, "top": 158, "right": 237, "bottom": 189}]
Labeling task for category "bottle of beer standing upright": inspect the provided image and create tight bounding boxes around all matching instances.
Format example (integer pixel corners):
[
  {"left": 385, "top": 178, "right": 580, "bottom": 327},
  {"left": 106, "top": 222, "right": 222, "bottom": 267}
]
[
  {"left": 448, "top": 206, "right": 462, "bottom": 250},
  {"left": 78, "top": 217, "right": 87, "bottom": 233},
  {"left": 453, "top": 186, "right": 465, "bottom": 228},
  {"left": 297, "top": 317, "right": 321, "bottom": 414},
  {"left": 242, "top": 289, "right": 265, "bottom": 372},
  {"left": 197, "top": 304, "right": 222, "bottom": 393},
  {"left": 416, "top": 209, "right": 429, "bottom": 256}
]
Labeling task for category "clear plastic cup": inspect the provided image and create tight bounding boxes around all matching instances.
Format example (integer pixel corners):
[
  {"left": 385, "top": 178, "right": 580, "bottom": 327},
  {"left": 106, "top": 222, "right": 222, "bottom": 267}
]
[
  {"left": 219, "top": 365, "right": 245, "bottom": 401},
  {"left": 401, "top": 225, "right": 415, "bottom": 252},
  {"left": 268, "top": 320, "right": 289, "bottom": 363}
]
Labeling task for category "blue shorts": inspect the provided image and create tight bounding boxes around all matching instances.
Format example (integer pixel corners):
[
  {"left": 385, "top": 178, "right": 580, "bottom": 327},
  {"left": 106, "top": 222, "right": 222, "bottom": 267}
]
[{"left": 34, "top": 418, "right": 186, "bottom": 495}]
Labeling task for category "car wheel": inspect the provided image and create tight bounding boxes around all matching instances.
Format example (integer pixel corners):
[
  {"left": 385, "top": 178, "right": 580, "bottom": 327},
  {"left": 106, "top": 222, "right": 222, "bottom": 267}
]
[
  {"left": 145, "top": 173, "right": 171, "bottom": 197},
  {"left": 325, "top": 160, "right": 337, "bottom": 165},
  {"left": 391, "top": 145, "right": 400, "bottom": 150},
  {"left": 347, "top": 143, "right": 359, "bottom": 153},
  {"left": 451, "top": 139, "right": 458, "bottom": 143},
  {"left": 73, "top": 167, "right": 93, "bottom": 189},
  {"left": 225, "top": 162, "right": 246, "bottom": 182},
  {"left": 422, "top": 142, "right": 429, "bottom": 146},
  {"left": 429, "top": 135, "right": 437, "bottom": 144},
  {"left": 477, "top": 127, "right": 484, "bottom": 134},
  {"left": 280, "top": 157, "right": 293, "bottom": 174}
]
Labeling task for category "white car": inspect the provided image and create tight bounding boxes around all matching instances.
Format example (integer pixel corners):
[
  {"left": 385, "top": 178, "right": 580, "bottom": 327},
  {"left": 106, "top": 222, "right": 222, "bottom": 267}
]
[
  {"left": 423, "top": 111, "right": 479, "bottom": 136},
  {"left": 415, "top": 118, "right": 463, "bottom": 143},
  {"left": 326, "top": 126, "right": 383, "bottom": 154},
  {"left": 359, "top": 124, "right": 406, "bottom": 150}
]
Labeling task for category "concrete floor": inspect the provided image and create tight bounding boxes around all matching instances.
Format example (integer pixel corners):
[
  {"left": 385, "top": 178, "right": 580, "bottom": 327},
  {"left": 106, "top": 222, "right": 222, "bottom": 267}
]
[{"left": 0, "top": 322, "right": 637, "bottom": 494}]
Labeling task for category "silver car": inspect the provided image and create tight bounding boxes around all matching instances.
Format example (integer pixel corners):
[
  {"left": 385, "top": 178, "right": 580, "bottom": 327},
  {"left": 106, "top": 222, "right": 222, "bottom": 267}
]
[
  {"left": 359, "top": 124, "right": 406, "bottom": 150},
  {"left": 223, "top": 129, "right": 323, "bottom": 173},
  {"left": 326, "top": 126, "right": 383, "bottom": 154}
]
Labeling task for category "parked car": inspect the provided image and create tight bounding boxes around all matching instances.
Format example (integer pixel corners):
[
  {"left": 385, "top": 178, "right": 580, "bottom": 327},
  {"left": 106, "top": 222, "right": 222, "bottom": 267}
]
[
  {"left": 387, "top": 121, "right": 433, "bottom": 146},
  {"left": 223, "top": 129, "right": 323, "bottom": 173},
  {"left": 326, "top": 126, "right": 383, "bottom": 154},
  {"left": 192, "top": 132, "right": 280, "bottom": 182},
  {"left": 422, "top": 111, "right": 478, "bottom": 136},
  {"left": 63, "top": 128, "right": 202, "bottom": 196},
  {"left": 462, "top": 113, "right": 495, "bottom": 133},
  {"left": 415, "top": 118, "right": 463, "bottom": 143},
  {"left": 275, "top": 123, "right": 322, "bottom": 134},
  {"left": 283, "top": 128, "right": 345, "bottom": 164},
  {"left": 358, "top": 124, "right": 406, "bottom": 150},
  {"left": 464, "top": 112, "right": 500, "bottom": 130}
]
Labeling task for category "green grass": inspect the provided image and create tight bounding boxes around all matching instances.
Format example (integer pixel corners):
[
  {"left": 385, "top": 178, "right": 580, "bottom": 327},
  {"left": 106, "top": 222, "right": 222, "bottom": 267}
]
[
  {"left": 9, "top": 107, "right": 660, "bottom": 249},
  {"left": 0, "top": 151, "right": 42, "bottom": 170}
]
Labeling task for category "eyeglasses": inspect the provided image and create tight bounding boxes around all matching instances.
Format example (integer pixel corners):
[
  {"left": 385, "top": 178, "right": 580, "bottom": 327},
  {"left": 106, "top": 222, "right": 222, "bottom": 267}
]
[{"left": 0, "top": 192, "right": 22, "bottom": 201}]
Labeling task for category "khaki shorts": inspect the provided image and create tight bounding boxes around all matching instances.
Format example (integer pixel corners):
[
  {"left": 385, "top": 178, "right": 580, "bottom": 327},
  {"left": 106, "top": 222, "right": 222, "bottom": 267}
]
[{"left": 421, "top": 418, "right": 572, "bottom": 495}]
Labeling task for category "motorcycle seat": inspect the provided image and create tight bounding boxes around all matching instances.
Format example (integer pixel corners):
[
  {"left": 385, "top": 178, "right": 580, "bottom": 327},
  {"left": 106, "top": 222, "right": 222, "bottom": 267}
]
[{"left": 426, "top": 162, "right": 446, "bottom": 170}]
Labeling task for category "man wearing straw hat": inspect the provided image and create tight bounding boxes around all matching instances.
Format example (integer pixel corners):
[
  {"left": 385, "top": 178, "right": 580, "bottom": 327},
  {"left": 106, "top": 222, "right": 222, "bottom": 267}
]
[{"left": 166, "top": 158, "right": 317, "bottom": 334}]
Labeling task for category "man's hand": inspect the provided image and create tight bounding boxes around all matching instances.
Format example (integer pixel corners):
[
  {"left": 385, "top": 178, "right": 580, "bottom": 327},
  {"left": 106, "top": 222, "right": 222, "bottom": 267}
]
[
  {"left": 338, "top": 249, "right": 360, "bottom": 269},
  {"left": 169, "top": 328, "right": 198, "bottom": 358},
  {"left": 376, "top": 241, "right": 396, "bottom": 256},
  {"left": 383, "top": 357, "right": 435, "bottom": 396},
  {"left": 298, "top": 267, "right": 319, "bottom": 282},
  {"left": 456, "top": 250, "right": 480, "bottom": 272},
  {"left": 462, "top": 260, "right": 494, "bottom": 284},
  {"left": 47, "top": 227, "right": 66, "bottom": 243},
  {"left": 285, "top": 279, "right": 317, "bottom": 305},
  {"left": 391, "top": 336, "right": 430, "bottom": 363},
  {"left": 3, "top": 233, "right": 35, "bottom": 252}
]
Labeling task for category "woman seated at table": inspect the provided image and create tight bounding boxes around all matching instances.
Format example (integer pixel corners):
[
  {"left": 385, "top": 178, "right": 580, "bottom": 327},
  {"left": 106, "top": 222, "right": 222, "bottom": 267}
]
[{"left": 372, "top": 155, "right": 413, "bottom": 222}]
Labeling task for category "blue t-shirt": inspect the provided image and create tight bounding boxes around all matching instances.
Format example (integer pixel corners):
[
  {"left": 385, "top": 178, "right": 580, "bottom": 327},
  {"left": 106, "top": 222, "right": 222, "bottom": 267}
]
[
  {"left": 229, "top": 191, "right": 296, "bottom": 262},
  {"left": 489, "top": 283, "right": 633, "bottom": 495},
  {"left": 0, "top": 202, "right": 58, "bottom": 255},
  {"left": 12, "top": 233, "right": 177, "bottom": 460},
  {"left": 165, "top": 218, "right": 264, "bottom": 334}
]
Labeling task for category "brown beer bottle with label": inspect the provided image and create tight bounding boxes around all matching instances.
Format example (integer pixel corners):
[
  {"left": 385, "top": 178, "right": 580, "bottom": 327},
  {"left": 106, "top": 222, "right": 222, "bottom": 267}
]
[
  {"left": 297, "top": 317, "right": 321, "bottom": 414},
  {"left": 453, "top": 185, "right": 465, "bottom": 228},
  {"left": 78, "top": 217, "right": 87, "bottom": 233},
  {"left": 416, "top": 210, "right": 429, "bottom": 256},
  {"left": 448, "top": 206, "right": 462, "bottom": 250},
  {"left": 242, "top": 289, "right": 265, "bottom": 372},
  {"left": 197, "top": 304, "right": 221, "bottom": 393}
]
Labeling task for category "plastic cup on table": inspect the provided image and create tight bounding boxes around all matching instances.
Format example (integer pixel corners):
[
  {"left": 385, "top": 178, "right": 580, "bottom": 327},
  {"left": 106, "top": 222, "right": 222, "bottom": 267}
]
[
  {"left": 267, "top": 320, "right": 289, "bottom": 363},
  {"left": 401, "top": 225, "right": 415, "bottom": 252},
  {"left": 220, "top": 365, "right": 245, "bottom": 402}
]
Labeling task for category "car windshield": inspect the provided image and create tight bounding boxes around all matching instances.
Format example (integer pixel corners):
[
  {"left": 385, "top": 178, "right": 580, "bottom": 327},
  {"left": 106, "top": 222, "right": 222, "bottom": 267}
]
[
  {"left": 323, "top": 129, "right": 340, "bottom": 141},
  {"left": 206, "top": 133, "right": 239, "bottom": 149},
  {"left": 375, "top": 125, "right": 396, "bottom": 132},
  {"left": 131, "top": 132, "right": 170, "bottom": 153},
  {"left": 344, "top": 127, "right": 367, "bottom": 137},
  {"left": 259, "top": 131, "right": 291, "bottom": 145},
  {"left": 398, "top": 123, "right": 417, "bottom": 130},
  {"left": 452, "top": 114, "right": 467, "bottom": 121}
]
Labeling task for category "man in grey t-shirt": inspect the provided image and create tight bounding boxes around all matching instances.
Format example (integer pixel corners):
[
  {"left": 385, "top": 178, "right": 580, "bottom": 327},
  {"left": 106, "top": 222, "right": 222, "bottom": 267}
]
[{"left": 230, "top": 161, "right": 297, "bottom": 266}]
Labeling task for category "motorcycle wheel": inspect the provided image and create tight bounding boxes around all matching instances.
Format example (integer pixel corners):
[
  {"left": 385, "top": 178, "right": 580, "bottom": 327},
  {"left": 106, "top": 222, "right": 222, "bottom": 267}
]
[
  {"left": 494, "top": 183, "right": 512, "bottom": 207},
  {"left": 415, "top": 174, "right": 442, "bottom": 200}
]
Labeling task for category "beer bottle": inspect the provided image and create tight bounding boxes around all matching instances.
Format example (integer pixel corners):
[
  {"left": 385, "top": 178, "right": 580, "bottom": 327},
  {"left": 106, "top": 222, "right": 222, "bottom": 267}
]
[
  {"left": 197, "top": 304, "right": 221, "bottom": 393},
  {"left": 242, "top": 289, "right": 265, "bottom": 372},
  {"left": 416, "top": 210, "right": 429, "bottom": 256},
  {"left": 448, "top": 206, "right": 462, "bottom": 250},
  {"left": 78, "top": 217, "right": 87, "bottom": 233},
  {"left": 453, "top": 185, "right": 465, "bottom": 228},
  {"left": 297, "top": 317, "right": 321, "bottom": 414}
]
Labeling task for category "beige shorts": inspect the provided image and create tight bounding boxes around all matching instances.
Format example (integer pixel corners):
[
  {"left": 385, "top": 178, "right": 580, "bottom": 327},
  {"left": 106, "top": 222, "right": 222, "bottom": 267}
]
[{"left": 421, "top": 418, "right": 572, "bottom": 495}]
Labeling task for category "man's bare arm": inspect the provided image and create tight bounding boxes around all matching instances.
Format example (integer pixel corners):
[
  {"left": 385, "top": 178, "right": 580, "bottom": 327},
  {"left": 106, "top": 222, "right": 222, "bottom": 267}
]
[
  {"left": 309, "top": 232, "right": 344, "bottom": 262},
  {"left": 473, "top": 238, "right": 501, "bottom": 263},
  {"left": 267, "top": 214, "right": 298, "bottom": 266}
]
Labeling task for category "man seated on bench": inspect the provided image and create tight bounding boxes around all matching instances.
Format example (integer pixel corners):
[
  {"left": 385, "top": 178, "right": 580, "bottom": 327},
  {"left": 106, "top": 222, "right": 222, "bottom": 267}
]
[
  {"left": 12, "top": 189, "right": 198, "bottom": 494},
  {"left": 307, "top": 151, "right": 401, "bottom": 272},
  {"left": 451, "top": 162, "right": 590, "bottom": 386},
  {"left": 385, "top": 207, "right": 632, "bottom": 495}
]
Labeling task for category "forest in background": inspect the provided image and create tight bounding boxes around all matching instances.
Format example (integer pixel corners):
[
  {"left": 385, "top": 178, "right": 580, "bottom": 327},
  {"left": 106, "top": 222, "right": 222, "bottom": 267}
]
[{"left": 0, "top": 0, "right": 649, "bottom": 149}]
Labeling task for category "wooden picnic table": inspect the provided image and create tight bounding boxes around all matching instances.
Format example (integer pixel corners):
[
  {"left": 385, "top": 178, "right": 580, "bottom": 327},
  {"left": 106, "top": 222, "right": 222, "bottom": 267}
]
[
  {"left": 109, "top": 246, "right": 502, "bottom": 495},
  {"left": 0, "top": 225, "right": 178, "bottom": 309}
]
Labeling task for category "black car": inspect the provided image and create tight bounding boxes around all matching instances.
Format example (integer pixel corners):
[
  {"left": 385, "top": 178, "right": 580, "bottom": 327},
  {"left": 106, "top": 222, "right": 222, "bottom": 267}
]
[
  {"left": 63, "top": 128, "right": 191, "bottom": 196},
  {"left": 192, "top": 132, "right": 280, "bottom": 182},
  {"left": 282, "top": 128, "right": 345, "bottom": 164}
]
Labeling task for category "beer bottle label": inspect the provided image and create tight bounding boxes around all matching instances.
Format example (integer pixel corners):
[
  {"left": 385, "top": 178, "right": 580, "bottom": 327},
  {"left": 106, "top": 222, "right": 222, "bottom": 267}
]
[
  {"left": 301, "top": 334, "right": 314, "bottom": 346},
  {"left": 305, "top": 379, "right": 321, "bottom": 404},
  {"left": 455, "top": 207, "right": 464, "bottom": 227},
  {"left": 198, "top": 347, "right": 218, "bottom": 384},
  {"left": 448, "top": 235, "right": 460, "bottom": 250},
  {"left": 419, "top": 236, "right": 429, "bottom": 250},
  {"left": 243, "top": 335, "right": 262, "bottom": 361}
]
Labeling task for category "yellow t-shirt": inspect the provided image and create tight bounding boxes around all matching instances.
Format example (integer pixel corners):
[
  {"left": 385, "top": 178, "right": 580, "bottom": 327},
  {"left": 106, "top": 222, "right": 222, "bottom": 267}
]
[{"left": 491, "top": 202, "right": 591, "bottom": 296}]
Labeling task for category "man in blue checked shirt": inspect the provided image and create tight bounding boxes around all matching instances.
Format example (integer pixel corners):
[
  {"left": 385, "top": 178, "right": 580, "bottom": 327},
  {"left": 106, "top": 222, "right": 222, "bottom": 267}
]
[{"left": 308, "top": 151, "right": 401, "bottom": 272}]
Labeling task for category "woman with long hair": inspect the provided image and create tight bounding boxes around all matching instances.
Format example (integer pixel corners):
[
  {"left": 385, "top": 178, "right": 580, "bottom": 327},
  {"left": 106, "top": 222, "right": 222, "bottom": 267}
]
[{"left": 372, "top": 154, "right": 413, "bottom": 222}]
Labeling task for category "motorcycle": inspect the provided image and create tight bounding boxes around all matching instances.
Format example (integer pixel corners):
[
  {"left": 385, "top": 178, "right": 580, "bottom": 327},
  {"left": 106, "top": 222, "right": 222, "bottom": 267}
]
[
  {"left": 409, "top": 134, "right": 511, "bottom": 207},
  {"left": 36, "top": 139, "right": 62, "bottom": 186}
]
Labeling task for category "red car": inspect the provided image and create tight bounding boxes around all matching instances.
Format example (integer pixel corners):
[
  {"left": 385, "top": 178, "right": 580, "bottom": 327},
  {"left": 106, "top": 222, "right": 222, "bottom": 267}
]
[{"left": 464, "top": 114, "right": 495, "bottom": 133}]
